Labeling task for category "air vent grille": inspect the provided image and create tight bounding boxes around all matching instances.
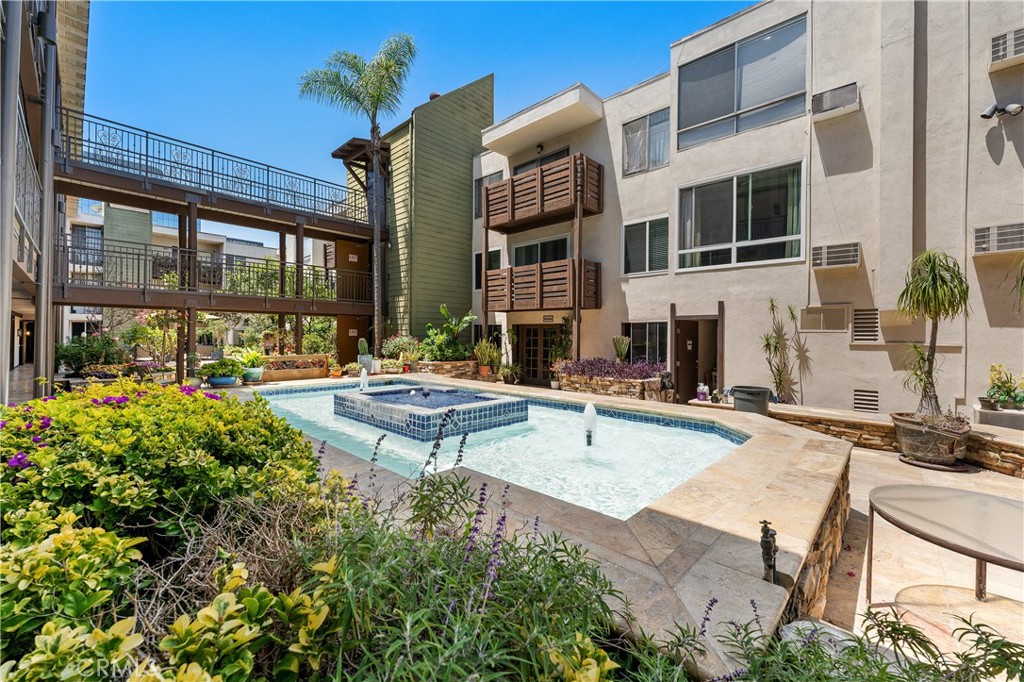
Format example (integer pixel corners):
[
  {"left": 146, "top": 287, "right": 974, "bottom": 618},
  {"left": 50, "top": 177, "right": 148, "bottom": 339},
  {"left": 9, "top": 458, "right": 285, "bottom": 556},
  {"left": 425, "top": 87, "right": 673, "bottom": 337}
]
[
  {"left": 852, "top": 309, "right": 880, "bottom": 343},
  {"left": 991, "top": 29, "right": 1024, "bottom": 71},
  {"left": 974, "top": 223, "right": 1024, "bottom": 255},
  {"left": 811, "top": 83, "right": 860, "bottom": 119},
  {"left": 811, "top": 242, "right": 861, "bottom": 268},
  {"left": 853, "top": 389, "right": 880, "bottom": 413}
]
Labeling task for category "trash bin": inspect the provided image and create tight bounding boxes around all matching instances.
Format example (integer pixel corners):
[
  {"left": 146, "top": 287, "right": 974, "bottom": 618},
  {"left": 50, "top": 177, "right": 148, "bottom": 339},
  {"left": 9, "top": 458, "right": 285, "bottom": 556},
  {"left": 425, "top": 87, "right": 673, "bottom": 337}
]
[{"left": 732, "top": 386, "right": 771, "bottom": 416}]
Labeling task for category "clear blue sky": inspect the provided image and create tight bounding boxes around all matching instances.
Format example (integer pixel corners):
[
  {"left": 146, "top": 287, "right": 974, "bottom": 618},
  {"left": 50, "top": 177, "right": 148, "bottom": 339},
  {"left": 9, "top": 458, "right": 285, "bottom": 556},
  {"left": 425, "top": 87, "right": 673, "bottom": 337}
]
[{"left": 86, "top": 1, "right": 753, "bottom": 244}]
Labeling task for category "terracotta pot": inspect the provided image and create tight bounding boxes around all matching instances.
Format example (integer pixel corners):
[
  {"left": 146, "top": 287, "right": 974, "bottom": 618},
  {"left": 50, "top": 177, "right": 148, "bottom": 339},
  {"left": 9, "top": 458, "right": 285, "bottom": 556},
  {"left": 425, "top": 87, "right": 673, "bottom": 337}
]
[
  {"left": 330, "top": 370, "right": 342, "bottom": 378},
  {"left": 479, "top": 365, "right": 491, "bottom": 376}
]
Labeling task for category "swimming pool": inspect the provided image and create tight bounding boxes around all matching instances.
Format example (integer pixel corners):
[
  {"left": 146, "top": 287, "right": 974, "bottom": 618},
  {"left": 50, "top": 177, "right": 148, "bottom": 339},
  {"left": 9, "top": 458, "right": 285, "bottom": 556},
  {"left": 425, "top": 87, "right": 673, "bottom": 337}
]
[{"left": 262, "top": 381, "right": 744, "bottom": 520}]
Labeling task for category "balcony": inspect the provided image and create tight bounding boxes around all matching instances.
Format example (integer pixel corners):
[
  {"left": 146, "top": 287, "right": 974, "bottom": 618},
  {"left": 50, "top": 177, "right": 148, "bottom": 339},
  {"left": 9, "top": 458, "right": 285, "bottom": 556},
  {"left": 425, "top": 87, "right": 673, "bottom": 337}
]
[
  {"left": 485, "top": 259, "right": 600, "bottom": 312},
  {"left": 53, "top": 235, "right": 373, "bottom": 316},
  {"left": 483, "top": 154, "right": 603, "bottom": 234}
]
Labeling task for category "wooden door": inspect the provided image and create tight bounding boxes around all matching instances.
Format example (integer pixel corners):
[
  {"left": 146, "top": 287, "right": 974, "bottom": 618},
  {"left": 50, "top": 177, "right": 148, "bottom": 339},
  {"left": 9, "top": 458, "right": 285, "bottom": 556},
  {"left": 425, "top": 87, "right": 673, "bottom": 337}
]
[
  {"left": 517, "top": 325, "right": 557, "bottom": 385},
  {"left": 674, "top": 320, "right": 700, "bottom": 401}
]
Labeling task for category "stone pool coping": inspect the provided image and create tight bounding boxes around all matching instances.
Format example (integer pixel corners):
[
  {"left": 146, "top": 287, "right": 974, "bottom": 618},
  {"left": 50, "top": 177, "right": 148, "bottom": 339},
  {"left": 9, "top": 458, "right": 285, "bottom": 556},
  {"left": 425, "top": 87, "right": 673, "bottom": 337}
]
[{"left": 238, "top": 375, "right": 852, "bottom": 678}]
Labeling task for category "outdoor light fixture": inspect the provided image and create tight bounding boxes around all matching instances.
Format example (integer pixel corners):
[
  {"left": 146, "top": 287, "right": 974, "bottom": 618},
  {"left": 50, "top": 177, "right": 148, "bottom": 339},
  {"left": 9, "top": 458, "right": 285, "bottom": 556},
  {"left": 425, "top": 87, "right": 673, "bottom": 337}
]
[
  {"left": 536, "top": 144, "right": 544, "bottom": 154},
  {"left": 980, "top": 102, "right": 1024, "bottom": 119}
]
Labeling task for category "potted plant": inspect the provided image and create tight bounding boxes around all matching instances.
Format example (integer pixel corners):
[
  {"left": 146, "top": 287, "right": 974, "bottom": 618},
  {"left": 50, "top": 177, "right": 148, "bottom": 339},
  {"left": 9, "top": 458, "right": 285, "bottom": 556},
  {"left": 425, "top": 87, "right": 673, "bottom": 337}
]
[
  {"left": 548, "top": 316, "right": 573, "bottom": 389},
  {"left": 891, "top": 250, "right": 971, "bottom": 467},
  {"left": 344, "top": 361, "right": 362, "bottom": 377},
  {"left": 474, "top": 339, "right": 499, "bottom": 376},
  {"left": 499, "top": 362, "right": 522, "bottom": 385},
  {"left": 357, "top": 337, "right": 373, "bottom": 374},
  {"left": 381, "top": 358, "right": 403, "bottom": 374},
  {"left": 402, "top": 349, "right": 420, "bottom": 373},
  {"left": 185, "top": 352, "right": 203, "bottom": 387},
  {"left": 238, "top": 349, "right": 265, "bottom": 384},
  {"left": 329, "top": 359, "right": 342, "bottom": 378},
  {"left": 986, "top": 364, "right": 1017, "bottom": 410},
  {"left": 612, "top": 335, "right": 630, "bottom": 362},
  {"left": 198, "top": 358, "right": 244, "bottom": 388}
]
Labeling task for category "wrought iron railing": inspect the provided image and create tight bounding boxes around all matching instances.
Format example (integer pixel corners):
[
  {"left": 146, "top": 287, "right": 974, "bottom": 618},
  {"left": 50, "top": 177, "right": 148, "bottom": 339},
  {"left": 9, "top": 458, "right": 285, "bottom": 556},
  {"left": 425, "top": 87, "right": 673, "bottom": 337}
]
[
  {"left": 55, "top": 235, "right": 373, "bottom": 304},
  {"left": 58, "top": 108, "right": 369, "bottom": 224}
]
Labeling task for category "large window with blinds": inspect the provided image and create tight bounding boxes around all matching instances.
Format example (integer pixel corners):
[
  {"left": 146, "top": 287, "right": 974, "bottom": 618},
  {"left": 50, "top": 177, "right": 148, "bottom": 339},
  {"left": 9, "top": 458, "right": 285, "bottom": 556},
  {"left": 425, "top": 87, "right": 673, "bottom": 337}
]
[
  {"left": 623, "top": 217, "right": 669, "bottom": 275},
  {"left": 623, "top": 109, "right": 670, "bottom": 175},
  {"left": 513, "top": 148, "right": 570, "bottom": 175},
  {"left": 473, "top": 249, "right": 501, "bottom": 290},
  {"left": 513, "top": 237, "right": 568, "bottom": 267},
  {"left": 623, "top": 322, "right": 668, "bottom": 363},
  {"left": 677, "top": 16, "right": 806, "bottom": 150},
  {"left": 678, "top": 162, "right": 803, "bottom": 269}
]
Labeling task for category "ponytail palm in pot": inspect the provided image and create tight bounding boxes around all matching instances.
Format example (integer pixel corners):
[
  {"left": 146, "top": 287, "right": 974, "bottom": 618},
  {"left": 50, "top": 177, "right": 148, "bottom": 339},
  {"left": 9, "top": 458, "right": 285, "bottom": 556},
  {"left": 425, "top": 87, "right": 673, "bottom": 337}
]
[{"left": 891, "top": 250, "right": 971, "bottom": 466}]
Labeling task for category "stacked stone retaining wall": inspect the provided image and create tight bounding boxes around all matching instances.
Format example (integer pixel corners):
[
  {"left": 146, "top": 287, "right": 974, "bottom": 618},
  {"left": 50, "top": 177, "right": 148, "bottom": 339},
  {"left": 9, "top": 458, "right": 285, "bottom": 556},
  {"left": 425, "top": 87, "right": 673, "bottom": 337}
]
[{"left": 417, "top": 360, "right": 478, "bottom": 380}]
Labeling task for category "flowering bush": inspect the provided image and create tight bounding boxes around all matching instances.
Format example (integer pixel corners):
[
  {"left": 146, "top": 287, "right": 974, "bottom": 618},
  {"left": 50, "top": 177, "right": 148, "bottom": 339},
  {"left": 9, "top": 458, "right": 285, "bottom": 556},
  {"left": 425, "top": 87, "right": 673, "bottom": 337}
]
[
  {"left": 987, "top": 363, "right": 1023, "bottom": 404},
  {"left": 557, "top": 357, "right": 666, "bottom": 380},
  {"left": 380, "top": 334, "right": 419, "bottom": 359}
]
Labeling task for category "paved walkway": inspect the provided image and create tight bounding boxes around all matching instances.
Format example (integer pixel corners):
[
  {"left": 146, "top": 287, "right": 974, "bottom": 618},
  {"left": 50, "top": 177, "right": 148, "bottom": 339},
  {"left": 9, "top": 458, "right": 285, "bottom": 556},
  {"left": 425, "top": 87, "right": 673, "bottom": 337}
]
[
  {"left": 7, "top": 364, "right": 36, "bottom": 404},
  {"left": 824, "top": 447, "right": 1024, "bottom": 648}
]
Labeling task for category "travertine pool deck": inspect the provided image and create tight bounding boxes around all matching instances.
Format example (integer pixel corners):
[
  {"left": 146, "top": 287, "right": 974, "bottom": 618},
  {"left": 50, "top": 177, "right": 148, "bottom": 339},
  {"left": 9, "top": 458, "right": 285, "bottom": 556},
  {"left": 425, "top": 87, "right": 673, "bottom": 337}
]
[{"left": 241, "top": 375, "right": 852, "bottom": 677}]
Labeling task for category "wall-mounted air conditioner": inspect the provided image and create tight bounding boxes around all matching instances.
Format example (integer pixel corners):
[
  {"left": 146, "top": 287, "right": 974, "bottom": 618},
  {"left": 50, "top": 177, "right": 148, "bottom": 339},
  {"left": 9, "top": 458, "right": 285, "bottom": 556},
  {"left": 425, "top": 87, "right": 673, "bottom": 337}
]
[
  {"left": 974, "top": 223, "right": 1024, "bottom": 255},
  {"left": 811, "top": 242, "right": 861, "bottom": 269},
  {"left": 811, "top": 83, "right": 860, "bottom": 121},
  {"left": 991, "top": 28, "right": 1024, "bottom": 72}
]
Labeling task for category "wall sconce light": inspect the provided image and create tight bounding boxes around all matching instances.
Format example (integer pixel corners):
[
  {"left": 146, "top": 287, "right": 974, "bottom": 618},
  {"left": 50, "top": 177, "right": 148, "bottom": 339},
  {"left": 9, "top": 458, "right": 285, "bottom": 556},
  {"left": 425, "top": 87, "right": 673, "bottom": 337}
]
[
  {"left": 536, "top": 144, "right": 544, "bottom": 154},
  {"left": 980, "top": 102, "right": 1023, "bottom": 119}
]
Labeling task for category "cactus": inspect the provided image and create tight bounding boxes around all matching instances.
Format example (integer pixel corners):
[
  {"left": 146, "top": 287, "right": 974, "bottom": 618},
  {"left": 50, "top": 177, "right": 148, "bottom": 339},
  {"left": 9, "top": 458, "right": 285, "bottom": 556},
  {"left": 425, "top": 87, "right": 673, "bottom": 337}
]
[{"left": 358, "top": 337, "right": 369, "bottom": 356}]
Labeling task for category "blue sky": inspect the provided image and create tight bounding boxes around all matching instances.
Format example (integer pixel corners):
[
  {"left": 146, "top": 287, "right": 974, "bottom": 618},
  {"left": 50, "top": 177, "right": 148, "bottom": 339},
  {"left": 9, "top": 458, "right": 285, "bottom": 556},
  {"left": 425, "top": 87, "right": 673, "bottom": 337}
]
[{"left": 86, "top": 1, "right": 753, "bottom": 244}]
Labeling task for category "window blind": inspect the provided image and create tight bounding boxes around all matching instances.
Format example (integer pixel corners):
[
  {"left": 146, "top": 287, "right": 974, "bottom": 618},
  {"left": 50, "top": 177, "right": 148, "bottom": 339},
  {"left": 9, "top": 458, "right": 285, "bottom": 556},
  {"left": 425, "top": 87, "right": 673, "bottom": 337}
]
[{"left": 737, "top": 18, "right": 806, "bottom": 111}]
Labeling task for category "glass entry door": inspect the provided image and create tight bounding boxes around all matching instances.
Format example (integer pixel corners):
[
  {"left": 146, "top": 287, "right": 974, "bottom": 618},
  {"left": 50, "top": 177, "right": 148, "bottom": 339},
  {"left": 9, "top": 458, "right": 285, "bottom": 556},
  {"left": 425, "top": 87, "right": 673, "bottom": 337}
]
[{"left": 517, "top": 325, "right": 558, "bottom": 385}]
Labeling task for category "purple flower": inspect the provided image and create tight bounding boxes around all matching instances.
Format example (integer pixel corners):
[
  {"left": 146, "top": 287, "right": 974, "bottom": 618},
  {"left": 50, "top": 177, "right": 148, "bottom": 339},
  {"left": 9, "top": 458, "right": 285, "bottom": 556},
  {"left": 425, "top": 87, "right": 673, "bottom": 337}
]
[
  {"left": 557, "top": 357, "right": 666, "bottom": 381},
  {"left": 464, "top": 482, "right": 489, "bottom": 560},
  {"left": 24, "top": 422, "right": 32, "bottom": 430},
  {"left": 7, "top": 402, "right": 16, "bottom": 407},
  {"left": 483, "top": 509, "right": 507, "bottom": 599},
  {"left": 698, "top": 597, "right": 719, "bottom": 639},
  {"left": 135, "top": 391, "right": 147, "bottom": 398},
  {"left": 178, "top": 385, "right": 199, "bottom": 397},
  {"left": 39, "top": 417, "right": 52, "bottom": 429},
  {"left": 32, "top": 435, "right": 42, "bottom": 443},
  {"left": 91, "top": 398, "right": 101, "bottom": 405},
  {"left": 202, "top": 392, "right": 222, "bottom": 401},
  {"left": 5, "top": 452, "right": 33, "bottom": 469},
  {"left": 41, "top": 396, "right": 55, "bottom": 402},
  {"left": 0, "top": 421, "right": 6, "bottom": 429}
]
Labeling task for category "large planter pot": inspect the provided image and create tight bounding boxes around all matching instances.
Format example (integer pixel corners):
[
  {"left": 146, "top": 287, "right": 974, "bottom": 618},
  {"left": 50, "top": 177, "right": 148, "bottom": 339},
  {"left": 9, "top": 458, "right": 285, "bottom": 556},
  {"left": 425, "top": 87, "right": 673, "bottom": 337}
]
[
  {"left": 978, "top": 397, "right": 1000, "bottom": 411},
  {"left": 479, "top": 364, "right": 491, "bottom": 376},
  {"left": 207, "top": 376, "right": 239, "bottom": 388},
  {"left": 242, "top": 367, "right": 264, "bottom": 384},
  {"left": 358, "top": 354, "right": 373, "bottom": 373},
  {"left": 408, "top": 361, "right": 418, "bottom": 373},
  {"left": 186, "top": 376, "right": 203, "bottom": 388},
  {"left": 890, "top": 412, "right": 970, "bottom": 466}
]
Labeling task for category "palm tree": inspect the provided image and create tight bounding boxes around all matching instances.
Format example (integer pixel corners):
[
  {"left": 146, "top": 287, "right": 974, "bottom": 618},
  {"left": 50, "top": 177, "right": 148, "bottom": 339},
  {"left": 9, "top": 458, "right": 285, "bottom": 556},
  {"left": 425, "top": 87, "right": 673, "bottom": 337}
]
[
  {"left": 299, "top": 33, "right": 417, "bottom": 356},
  {"left": 896, "top": 249, "right": 970, "bottom": 417}
]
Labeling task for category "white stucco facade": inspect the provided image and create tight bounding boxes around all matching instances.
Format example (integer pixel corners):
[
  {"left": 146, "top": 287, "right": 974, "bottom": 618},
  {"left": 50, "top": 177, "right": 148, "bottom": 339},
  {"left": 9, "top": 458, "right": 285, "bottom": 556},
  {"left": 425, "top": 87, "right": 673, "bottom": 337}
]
[{"left": 473, "top": 0, "right": 1023, "bottom": 414}]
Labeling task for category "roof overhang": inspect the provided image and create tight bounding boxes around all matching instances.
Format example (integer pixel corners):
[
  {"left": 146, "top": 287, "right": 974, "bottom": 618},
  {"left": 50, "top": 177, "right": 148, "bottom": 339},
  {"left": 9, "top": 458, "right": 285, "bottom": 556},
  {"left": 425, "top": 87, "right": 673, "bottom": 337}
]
[{"left": 482, "top": 84, "right": 604, "bottom": 157}]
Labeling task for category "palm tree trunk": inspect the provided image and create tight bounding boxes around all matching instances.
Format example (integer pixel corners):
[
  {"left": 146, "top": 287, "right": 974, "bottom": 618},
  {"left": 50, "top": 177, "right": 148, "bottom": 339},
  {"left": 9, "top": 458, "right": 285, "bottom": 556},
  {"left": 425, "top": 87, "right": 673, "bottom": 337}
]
[
  {"left": 370, "top": 120, "right": 383, "bottom": 358},
  {"left": 917, "top": 317, "right": 941, "bottom": 417}
]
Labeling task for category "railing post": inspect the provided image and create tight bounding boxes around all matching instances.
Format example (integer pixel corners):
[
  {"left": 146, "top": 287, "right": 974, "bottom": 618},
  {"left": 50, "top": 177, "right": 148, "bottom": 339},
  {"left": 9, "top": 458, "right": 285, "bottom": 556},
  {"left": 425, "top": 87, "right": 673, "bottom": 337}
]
[
  {"left": 312, "top": 178, "right": 318, "bottom": 216},
  {"left": 143, "top": 131, "right": 150, "bottom": 184},
  {"left": 265, "top": 163, "right": 271, "bottom": 208}
]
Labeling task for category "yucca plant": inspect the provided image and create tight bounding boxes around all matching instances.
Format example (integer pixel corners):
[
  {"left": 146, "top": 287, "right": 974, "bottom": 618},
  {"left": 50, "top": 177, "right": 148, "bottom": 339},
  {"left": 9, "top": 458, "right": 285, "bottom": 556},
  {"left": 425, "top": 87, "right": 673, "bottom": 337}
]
[{"left": 896, "top": 249, "right": 970, "bottom": 418}]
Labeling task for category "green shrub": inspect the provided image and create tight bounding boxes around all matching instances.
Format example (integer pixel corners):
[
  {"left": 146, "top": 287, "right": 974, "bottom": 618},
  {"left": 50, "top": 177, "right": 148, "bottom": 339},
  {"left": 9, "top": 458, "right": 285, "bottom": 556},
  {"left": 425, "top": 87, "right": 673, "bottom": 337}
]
[
  {"left": 422, "top": 305, "right": 476, "bottom": 361},
  {"left": 54, "top": 334, "right": 130, "bottom": 377},
  {"left": 380, "top": 334, "right": 419, "bottom": 359},
  {"left": 196, "top": 358, "right": 244, "bottom": 378}
]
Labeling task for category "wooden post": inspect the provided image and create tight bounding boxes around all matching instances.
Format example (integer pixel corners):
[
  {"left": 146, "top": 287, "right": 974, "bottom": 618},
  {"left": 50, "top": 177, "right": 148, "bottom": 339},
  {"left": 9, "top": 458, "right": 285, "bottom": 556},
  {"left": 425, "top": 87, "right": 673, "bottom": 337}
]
[
  {"left": 187, "top": 202, "right": 198, "bottom": 290},
  {"left": 717, "top": 300, "right": 725, "bottom": 393},
  {"left": 176, "top": 213, "right": 187, "bottom": 383},
  {"left": 278, "top": 230, "right": 287, "bottom": 354},
  {"left": 186, "top": 307, "right": 197, "bottom": 367},
  {"left": 481, "top": 221, "right": 489, "bottom": 334},
  {"left": 294, "top": 222, "right": 304, "bottom": 354}
]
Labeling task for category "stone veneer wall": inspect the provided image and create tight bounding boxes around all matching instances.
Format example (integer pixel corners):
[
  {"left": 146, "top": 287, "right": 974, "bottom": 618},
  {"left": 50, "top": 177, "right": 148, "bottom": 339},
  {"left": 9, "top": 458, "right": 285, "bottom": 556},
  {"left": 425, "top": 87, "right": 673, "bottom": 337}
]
[
  {"left": 418, "top": 360, "right": 478, "bottom": 380},
  {"left": 770, "top": 411, "right": 1023, "bottom": 478},
  {"left": 789, "top": 463, "right": 851, "bottom": 619},
  {"left": 560, "top": 375, "right": 660, "bottom": 400}
]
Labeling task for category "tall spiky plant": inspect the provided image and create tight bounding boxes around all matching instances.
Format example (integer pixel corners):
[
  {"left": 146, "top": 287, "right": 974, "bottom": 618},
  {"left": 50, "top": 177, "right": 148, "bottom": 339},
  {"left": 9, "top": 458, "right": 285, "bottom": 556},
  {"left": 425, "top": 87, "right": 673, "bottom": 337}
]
[
  {"left": 299, "top": 34, "right": 417, "bottom": 356},
  {"left": 896, "top": 250, "right": 970, "bottom": 418}
]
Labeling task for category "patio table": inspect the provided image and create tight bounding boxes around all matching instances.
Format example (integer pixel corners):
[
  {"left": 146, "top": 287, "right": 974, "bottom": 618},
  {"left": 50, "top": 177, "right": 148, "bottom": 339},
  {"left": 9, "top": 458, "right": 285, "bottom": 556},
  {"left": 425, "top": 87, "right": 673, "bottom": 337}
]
[{"left": 866, "top": 484, "right": 1024, "bottom": 602}]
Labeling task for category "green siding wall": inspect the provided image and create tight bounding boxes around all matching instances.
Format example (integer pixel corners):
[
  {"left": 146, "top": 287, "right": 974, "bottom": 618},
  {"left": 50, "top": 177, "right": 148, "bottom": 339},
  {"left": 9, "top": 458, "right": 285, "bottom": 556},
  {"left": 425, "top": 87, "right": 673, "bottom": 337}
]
[
  {"left": 407, "top": 74, "right": 493, "bottom": 335},
  {"left": 104, "top": 205, "right": 151, "bottom": 244},
  {"left": 385, "top": 123, "right": 413, "bottom": 334}
]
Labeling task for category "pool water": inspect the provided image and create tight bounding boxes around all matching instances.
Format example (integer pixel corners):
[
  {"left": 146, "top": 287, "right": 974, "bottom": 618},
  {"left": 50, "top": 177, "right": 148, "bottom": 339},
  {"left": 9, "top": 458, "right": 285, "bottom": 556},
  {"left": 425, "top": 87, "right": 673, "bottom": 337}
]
[
  {"left": 264, "top": 385, "right": 740, "bottom": 520},
  {"left": 366, "top": 387, "right": 494, "bottom": 408}
]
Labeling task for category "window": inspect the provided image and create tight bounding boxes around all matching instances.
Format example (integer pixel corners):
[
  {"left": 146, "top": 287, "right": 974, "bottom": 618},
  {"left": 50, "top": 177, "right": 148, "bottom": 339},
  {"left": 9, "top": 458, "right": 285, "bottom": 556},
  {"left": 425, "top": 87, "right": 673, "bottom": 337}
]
[
  {"left": 513, "top": 148, "right": 570, "bottom": 176},
  {"left": 799, "top": 306, "right": 848, "bottom": 331},
  {"left": 151, "top": 211, "right": 178, "bottom": 229},
  {"left": 623, "top": 322, "right": 668, "bottom": 363},
  {"left": 678, "top": 162, "right": 802, "bottom": 269},
  {"left": 303, "top": 237, "right": 313, "bottom": 265},
  {"left": 70, "top": 225, "right": 103, "bottom": 266},
  {"left": 77, "top": 199, "right": 103, "bottom": 216},
  {"left": 472, "top": 324, "right": 503, "bottom": 344},
  {"left": 623, "top": 109, "right": 670, "bottom": 175},
  {"left": 623, "top": 217, "right": 669, "bottom": 274},
  {"left": 513, "top": 237, "right": 568, "bottom": 267},
  {"left": 677, "top": 16, "right": 807, "bottom": 150},
  {"left": 473, "top": 249, "right": 501, "bottom": 290},
  {"left": 474, "top": 172, "right": 503, "bottom": 219}
]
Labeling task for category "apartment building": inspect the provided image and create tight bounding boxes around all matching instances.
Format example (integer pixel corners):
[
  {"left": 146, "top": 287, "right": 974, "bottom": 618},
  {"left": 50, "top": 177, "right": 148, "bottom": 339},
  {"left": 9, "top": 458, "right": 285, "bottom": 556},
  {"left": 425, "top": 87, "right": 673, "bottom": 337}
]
[
  {"left": 473, "top": 0, "right": 1024, "bottom": 411},
  {"left": 341, "top": 75, "right": 494, "bottom": 339},
  {"left": 61, "top": 200, "right": 277, "bottom": 342}
]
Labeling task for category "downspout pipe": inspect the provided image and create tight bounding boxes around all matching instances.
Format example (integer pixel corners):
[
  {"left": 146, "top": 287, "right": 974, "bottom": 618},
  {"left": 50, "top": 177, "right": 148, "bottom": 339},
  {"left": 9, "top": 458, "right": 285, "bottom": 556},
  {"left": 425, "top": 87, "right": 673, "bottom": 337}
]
[
  {"left": 0, "top": 0, "right": 25, "bottom": 405},
  {"left": 34, "top": 0, "right": 58, "bottom": 397}
]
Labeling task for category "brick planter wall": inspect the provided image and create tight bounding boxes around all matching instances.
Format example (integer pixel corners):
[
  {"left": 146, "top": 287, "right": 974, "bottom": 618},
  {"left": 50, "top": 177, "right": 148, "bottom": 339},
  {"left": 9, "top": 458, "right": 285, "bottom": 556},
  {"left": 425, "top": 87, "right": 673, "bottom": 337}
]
[
  {"left": 418, "top": 360, "right": 478, "bottom": 380},
  {"left": 790, "top": 464, "right": 850, "bottom": 619},
  {"left": 770, "top": 412, "right": 899, "bottom": 452},
  {"left": 560, "top": 375, "right": 661, "bottom": 400}
]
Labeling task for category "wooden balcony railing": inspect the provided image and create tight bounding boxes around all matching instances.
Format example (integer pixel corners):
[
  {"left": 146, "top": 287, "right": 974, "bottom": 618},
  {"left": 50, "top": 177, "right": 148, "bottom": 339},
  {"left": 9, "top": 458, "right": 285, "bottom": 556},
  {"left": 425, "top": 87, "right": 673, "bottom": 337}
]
[
  {"left": 485, "top": 259, "right": 600, "bottom": 312},
  {"left": 483, "top": 153, "right": 603, "bottom": 233}
]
